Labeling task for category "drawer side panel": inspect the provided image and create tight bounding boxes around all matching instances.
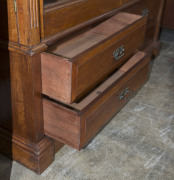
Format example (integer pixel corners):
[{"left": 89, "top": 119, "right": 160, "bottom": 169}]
[
  {"left": 41, "top": 52, "right": 73, "bottom": 103},
  {"left": 43, "top": 99, "right": 81, "bottom": 149}
]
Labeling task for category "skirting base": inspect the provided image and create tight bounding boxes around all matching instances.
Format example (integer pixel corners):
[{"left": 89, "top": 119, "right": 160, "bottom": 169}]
[{"left": 0, "top": 127, "right": 55, "bottom": 174}]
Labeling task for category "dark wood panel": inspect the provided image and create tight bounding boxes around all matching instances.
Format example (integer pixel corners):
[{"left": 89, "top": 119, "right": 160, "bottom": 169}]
[
  {"left": 162, "top": 0, "right": 174, "bottom": 29},
  {"left": 124, "top": 0, "right": 161, "bottom": 45},
  {"left": 10, "top": 52, "right": 44, "bottom": 143},
  {"left": 54, "top": 140, "right": 64, "bottom": 152},
  {"left": 43, "top": 0, "right": 122, "bottom": 37}
]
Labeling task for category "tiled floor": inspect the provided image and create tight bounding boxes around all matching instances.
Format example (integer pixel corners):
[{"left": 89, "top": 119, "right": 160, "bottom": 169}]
[{"left": 0, "top": 30, "right": 174, "bottom": 180}]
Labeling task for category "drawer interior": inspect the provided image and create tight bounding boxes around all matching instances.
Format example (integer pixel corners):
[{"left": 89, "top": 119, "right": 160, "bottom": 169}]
[
  {"left": 41, "top": 12, "right": 147, "bottom": 104},
  {"left": 47, "top": 12, "right": 144, "bottom": 59}
]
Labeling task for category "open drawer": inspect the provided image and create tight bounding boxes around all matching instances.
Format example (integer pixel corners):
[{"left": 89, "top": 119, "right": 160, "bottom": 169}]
[
  {"left": 41, "top": 12, "right": 147, "bottom": 104},
  {"left": 43, "top": 51, "right": 151, "bottom": 150}
]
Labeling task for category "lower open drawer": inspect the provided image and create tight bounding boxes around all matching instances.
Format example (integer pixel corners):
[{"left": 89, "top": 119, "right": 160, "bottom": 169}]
[{"left": 43, "top": 51, "right": 151, "bottom": 150}]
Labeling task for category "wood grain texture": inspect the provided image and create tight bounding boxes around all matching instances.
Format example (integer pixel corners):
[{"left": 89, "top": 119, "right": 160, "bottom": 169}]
[
  {"left": 40, "top": 0, "right": 45, "bottom": 38},
  {"left": 7, "top": 0, "right": 18, "bottom": 42},
  {"left": 10, "top": 52, "right": 44, "bottom": 143},
  {"left": 41, "top": 12, "right": 146, "bottom": 103},
  {"left": 75, "top": 24, "right": 146, "bottom": 99},
  {"left": 43, "top": 51, "right": 151, "bottom": 150},
  {"left": 0, "top": 127, "right": 55, "bottom": 174},
  {"left": 16, "top": 0, "right": 40, "bottom": 46},
  {"left": 48, "top": 12, "right": 143, "bottom": 58},
  {"left": 43, "top": 0, "right": 122, "bottom": 37},
  {"left": 43, "top": 99, "right": 81, "bottom": 149},
  {"left": 41, "top": 0, "right": 142, "bottom": 45},
  {"left": 54, "top": 140, "right": 64, "bottom": 153},
  {"left": 84, "top": 62, "right": 149, "bottom": 144},
  {"left": 41, "top": 53, "right": 73, "bottom": 103}
]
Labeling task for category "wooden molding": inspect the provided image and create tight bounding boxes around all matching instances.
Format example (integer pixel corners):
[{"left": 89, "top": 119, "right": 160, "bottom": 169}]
[
  {"left": 0, "top": 40, "right": 47, "bottom": 56},
  {"left": 8, "top": 41, "right": 48, "bottom": 56},
  {"left": 0, "top": 127, "right": 55, "bottom": 174}
]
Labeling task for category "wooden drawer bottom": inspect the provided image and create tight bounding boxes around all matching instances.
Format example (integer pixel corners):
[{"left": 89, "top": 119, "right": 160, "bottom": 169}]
[{"left": 43, "top": 51, "right": 151, "bottom": 150}]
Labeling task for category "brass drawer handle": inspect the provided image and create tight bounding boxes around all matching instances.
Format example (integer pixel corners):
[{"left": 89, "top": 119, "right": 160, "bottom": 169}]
[
  {"left": 142, "top": 8, "right": 149, "bottom": 17},
  {"left": 113, "top": 45, "right": 125, "bottom": 60},
  {"left": 119, "top": 87, "right": 133, "bottom": 101}
]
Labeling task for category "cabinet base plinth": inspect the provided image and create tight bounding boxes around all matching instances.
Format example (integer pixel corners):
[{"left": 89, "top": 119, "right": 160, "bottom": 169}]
[{"left": 0, "top": 127, "right": 55, "bottom": 174}]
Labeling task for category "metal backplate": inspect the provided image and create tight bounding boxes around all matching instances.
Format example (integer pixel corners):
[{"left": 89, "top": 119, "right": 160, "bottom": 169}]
[
  {"left": 113, "top": 45, "right": 125, "bottom": 60},
  {"left": 142, "top": 8, "right": 149, "bottom": 17}
]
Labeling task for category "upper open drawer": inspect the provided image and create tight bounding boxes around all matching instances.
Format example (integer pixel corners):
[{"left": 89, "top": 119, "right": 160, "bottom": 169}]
[{"left": 41, "top": 12, "right": 147, "bottom": 104}]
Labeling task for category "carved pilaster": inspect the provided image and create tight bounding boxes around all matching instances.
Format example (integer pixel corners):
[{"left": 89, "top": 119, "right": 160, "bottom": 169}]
[{"left": 16, "top": 0, "right": 40, "bottom": 46}]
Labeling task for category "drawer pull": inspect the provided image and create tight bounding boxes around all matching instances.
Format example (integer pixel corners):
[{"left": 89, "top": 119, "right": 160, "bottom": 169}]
[
  {"left": 119, "top": 87, "right": 133, "bottom": 101},
  {"left": 113, "top": 45, "right": 125, "bottom": 60},
  {"left": 142, "top": 8, "right": 149, "bottom": 17}
]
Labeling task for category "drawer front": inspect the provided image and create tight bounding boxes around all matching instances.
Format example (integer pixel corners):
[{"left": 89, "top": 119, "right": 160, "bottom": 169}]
[
  {"left": 43, "top": 0, "right": 122, "bottom": 38},
  {"left": 41, "top": 12, "right": 147, "bottom": 104},
  {"left": 43, "top": 51, "right": 151, "bottom": 150},
  {"left": 84, "top": 61, "right": 149, "bottom": 143},
  {"left": 75, "top": 23, "right": 146, "bottom": 99}
]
